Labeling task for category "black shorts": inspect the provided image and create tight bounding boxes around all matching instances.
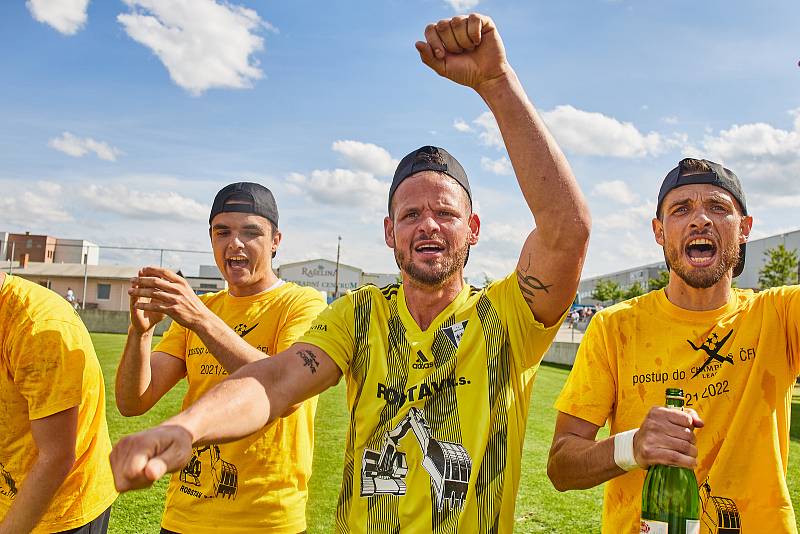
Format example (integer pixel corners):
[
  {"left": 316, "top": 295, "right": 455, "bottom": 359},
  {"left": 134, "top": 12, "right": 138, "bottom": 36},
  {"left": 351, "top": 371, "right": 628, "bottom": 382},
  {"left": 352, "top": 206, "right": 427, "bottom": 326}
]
[{"left": 54, "top": 506, "right": 111, "bottom": 534}]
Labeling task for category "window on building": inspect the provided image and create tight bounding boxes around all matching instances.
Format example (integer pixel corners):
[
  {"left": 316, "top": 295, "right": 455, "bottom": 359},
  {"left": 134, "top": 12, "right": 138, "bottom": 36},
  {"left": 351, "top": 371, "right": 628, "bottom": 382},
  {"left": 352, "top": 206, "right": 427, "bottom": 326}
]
[
  {"left": 38, "top": 280, "right": 51, "bottom": 289},
  {"left": 97, "top": 283, "right": 111, "bottom": 300},
  {"left": 26, "top": 239, "right": 32, "bottom": 248}
]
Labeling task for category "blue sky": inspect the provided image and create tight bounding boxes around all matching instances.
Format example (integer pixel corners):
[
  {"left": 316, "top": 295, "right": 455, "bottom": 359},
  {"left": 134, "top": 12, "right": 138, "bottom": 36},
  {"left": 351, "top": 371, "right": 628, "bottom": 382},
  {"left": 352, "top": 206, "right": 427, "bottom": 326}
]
[{"left": 1, "top": 0, "right": 798, "bottom": 280}]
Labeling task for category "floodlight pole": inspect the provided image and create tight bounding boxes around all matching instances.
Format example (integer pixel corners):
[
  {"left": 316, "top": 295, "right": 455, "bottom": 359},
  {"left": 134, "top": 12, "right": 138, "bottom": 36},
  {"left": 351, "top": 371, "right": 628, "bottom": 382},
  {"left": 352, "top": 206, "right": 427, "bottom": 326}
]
[
  {"left": 82, "top": 253, "right": 88, "bottom": 310},
  {"left": 333, "top": 236, "right": 341, "bottom": 299}
]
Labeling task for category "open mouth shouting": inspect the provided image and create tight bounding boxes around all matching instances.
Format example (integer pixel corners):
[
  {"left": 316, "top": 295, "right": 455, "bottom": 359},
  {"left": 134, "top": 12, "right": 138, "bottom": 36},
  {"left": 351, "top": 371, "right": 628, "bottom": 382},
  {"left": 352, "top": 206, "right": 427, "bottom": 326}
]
[
  {"left": 226, "top": 254, "right": 249, "bottom": 270},
  {"left": 685, "top": 236, "right": 717, "bottom": 267},
  {"left": 413, "top": 239, "right": 447, "bottom": 258}
]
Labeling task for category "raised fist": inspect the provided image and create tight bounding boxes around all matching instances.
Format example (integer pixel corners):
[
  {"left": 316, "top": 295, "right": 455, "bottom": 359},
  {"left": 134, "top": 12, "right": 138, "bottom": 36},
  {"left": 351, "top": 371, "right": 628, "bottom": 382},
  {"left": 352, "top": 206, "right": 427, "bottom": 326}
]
[{"left": 415, "top": 13, "right": 510, "bottom": 92}]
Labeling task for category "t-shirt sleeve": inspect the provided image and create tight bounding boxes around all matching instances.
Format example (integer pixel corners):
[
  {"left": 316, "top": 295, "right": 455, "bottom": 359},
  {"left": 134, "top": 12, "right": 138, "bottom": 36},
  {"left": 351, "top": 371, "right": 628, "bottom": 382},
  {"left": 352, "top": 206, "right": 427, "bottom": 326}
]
[
  {"left": 275, "top": 289, "right": 327, "bottom": 354},
  {"left": 10, "top": 318, "right": 92, "bottom": 420},
  {"left": 553, "top": 314, "right": 617, "bottom": 428},
  {"left": 489, "top": 272, "right": 568, "bottom": 370},
  {"left": 153, "top": 318, "right": 189, "bottom": 361},
  {"left": 778, "top": 285, "right": 800, "bottom": 375},
  {"left": 297, "top": 294, "right": 355, "bottom": 375}
]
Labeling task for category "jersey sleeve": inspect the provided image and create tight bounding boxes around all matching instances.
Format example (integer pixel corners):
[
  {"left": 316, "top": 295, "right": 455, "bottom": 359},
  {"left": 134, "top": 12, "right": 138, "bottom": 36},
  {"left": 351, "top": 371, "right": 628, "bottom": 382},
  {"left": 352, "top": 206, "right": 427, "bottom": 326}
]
[
  {"left": 489, "top": 272, "right": 568, "bottom": 369},
  {"left": 553, "top": 313, "right": 616, "bottom": 427},
  {"left": 778, "top": 285, "right": 800, "bottom": 375},
  {"left": 10, "top": 318, "right": 92, "bottom": 420},
  {"left": 275, "top": 288, "right": 327, "bottom": 354},
  {"left": 153, "top": 318, "right": 189, "bottom": 361},
  {"left": 297, "top": 294, "right": 355, "bottom": 375}
]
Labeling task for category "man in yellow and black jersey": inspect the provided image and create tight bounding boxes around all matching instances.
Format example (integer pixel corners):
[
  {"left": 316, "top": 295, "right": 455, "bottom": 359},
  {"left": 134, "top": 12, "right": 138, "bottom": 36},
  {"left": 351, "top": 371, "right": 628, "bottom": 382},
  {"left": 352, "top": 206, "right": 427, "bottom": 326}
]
[
  {"left": 548, "top": 159, "right": 800, "bottom": 533},
  {"left": 109, "top": 14, "right": 591, "bottom": 533},
  {"left": 114, "top": 182, "right": 325, "bottom": 534}
]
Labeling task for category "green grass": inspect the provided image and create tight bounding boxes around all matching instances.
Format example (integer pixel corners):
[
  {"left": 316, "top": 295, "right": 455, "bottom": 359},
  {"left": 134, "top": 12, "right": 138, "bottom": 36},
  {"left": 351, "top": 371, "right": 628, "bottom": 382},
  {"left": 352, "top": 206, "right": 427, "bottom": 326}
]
[{"left": 94, "top": 333, "right": 800, "bottom": 533}]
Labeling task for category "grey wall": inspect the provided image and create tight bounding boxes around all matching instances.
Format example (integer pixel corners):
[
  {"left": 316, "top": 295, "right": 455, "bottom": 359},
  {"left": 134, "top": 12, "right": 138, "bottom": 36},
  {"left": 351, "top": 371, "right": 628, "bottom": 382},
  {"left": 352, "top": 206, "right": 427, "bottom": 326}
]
[
  {"left": 78, "top": 309, "right": 173, "bottom": 335},
  {"left": 542, "top": 342, "right": 579, "bottom": 367}
]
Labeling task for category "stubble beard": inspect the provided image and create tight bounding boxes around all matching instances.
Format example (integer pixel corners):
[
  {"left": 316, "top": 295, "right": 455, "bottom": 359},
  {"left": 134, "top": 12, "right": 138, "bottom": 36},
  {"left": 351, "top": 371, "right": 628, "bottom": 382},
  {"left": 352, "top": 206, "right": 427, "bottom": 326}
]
[
  {"left": 395, "top": 239, "right": 469, "bottom": 288},
  {"left": 665, "top": 238, "right": 740, "bottom": 289}
]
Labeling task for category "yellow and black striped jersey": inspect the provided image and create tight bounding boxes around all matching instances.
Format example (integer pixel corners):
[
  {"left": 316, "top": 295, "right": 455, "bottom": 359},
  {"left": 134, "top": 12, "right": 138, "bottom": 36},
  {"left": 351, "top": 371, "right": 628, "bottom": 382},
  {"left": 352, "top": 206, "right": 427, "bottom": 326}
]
[{"left": 300, "top": 272, "right": 565, "bottom": 533}]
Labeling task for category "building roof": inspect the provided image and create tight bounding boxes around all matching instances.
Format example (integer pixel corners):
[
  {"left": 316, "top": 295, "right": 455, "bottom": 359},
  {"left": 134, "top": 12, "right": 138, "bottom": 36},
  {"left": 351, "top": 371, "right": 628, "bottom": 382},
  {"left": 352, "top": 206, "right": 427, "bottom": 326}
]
[{"left": 8, "top": 262, "right": 139, "bottom": 279}]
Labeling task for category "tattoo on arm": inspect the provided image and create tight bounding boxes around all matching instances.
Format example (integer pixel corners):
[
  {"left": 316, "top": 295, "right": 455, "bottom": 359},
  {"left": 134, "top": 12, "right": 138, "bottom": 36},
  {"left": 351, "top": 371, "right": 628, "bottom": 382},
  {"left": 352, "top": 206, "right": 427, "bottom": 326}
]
[
  {"left": 297, "top": 350, "right": 319, "bottom": 374},
  {"left": 516, "top": 269, "right": 553, "bottom": 305}
]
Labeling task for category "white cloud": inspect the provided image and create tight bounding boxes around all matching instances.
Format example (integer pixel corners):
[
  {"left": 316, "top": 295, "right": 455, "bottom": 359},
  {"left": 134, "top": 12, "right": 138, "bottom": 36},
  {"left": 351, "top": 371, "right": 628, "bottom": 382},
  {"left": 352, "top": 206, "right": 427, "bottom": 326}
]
[
  {"left": 687, "top": 108, "right": 800, "bottom": 199},
  {"left": 26, "top": 0, "right": 89, "bottom": 35},
  {"left": 331, "top": 140, "right": 398, "bottom": 177},
  {"left": 79, "top": 184, "right": 208, "bottom": 221},
  {"left": 0, "top": 181, "right": 73, "bottom": 227},
  {"left": 465, "top": 106, "right": 669, "bottom": 158},
  {"left": 663, "top": 116, "right": 679, "bottom": 125},
  {"left": 444, "top": 0, "right": 480, "bottom": 12},
  {"left": 453, "top": 119, "right": 473, "bottom": 133},
  {"left": 472, "top": 112, "right": 503, "bottom": 149},
  {"left": 48, "top": 132, "right": 121, "bottom": 161},
  {"left": 591, "top": 180, "right": 639, "bottom": 205},
  {"left": 480, "top": 156, "right": 513, "bottom": 176},
  {"left": 287, "top": 169, "right": 388, "bottom": 211},
  {"left": 541, "top": 105, "right": 667, "bottom": 158},
  {"left": 594, "top": 201, "right": 655, "bottom": 231},
  {"left": 118, "top": 0, "right": 268, "bottom": 95}
]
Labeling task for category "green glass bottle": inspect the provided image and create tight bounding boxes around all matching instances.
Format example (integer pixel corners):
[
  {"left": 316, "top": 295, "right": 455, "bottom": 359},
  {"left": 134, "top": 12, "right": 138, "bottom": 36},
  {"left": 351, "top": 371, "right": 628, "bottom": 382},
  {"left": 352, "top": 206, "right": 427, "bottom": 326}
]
[{"left": 640, "top": 388, "right": 700, "bottom": 534}]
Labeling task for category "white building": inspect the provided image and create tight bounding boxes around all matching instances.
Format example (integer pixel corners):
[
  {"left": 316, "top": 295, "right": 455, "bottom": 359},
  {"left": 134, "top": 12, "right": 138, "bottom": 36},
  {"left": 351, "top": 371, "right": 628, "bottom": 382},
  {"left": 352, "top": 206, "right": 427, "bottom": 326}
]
[
  {"left": 53, "top": 238, "right": 100, "bottom": 265},
  {"left": 277, "top": 258, "right": 397, "bottom": 302}
]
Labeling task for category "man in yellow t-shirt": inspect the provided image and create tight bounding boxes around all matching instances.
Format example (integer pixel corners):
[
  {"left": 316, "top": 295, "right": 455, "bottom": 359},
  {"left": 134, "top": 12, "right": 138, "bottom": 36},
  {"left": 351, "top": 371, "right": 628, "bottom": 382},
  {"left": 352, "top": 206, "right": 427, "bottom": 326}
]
[
  {"left": 0, "top": 272, "right": 117, "bottom": 533},
  {"left": 114, "top": 182, "right": 326, "bottom": 534},
  {"left": 549, "top": 158, "right": 800, "bottom": 533},
  {"left": 108, "top": 14, "right": 590, "bottom": 534}
]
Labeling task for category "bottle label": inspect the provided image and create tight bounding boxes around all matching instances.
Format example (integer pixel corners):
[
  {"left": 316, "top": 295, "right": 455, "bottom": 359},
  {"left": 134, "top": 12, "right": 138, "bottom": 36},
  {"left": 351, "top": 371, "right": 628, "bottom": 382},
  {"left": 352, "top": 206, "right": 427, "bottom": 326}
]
[
  {"left": 640, "top": 520, "right": 668, "bottom": 534},
  {"left": 686, "top": 519, "right": 700, "bottom": 534}
]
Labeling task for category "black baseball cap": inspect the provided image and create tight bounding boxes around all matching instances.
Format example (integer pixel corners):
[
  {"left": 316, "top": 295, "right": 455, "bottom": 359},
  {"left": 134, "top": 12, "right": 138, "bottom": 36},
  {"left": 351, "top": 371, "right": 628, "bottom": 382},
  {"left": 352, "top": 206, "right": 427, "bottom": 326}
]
[
  {"left": 209, "top": 182, "right": 279, "bottom": 227},
  {"left": 656, "top": 158, "right": 747, "bottom": 277},
  {"left": 388, "top": 146, "right": 471, "bottom": 213}
]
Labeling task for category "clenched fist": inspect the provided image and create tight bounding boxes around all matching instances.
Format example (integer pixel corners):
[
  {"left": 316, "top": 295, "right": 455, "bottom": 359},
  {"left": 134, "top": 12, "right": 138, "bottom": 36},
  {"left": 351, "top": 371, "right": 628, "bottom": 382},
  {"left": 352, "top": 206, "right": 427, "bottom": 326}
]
[
  {"left": 110, "top": 424, "right": 194, "bottom": 492},
  {"left": 416, "top": 13, "right": 510, "bottom": 92}
]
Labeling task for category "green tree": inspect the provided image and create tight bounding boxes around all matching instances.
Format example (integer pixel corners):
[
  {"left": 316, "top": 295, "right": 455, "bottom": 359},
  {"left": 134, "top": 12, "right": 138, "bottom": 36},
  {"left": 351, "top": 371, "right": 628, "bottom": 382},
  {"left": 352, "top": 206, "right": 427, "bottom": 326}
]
[
  {"left": 648, "top": 270, "right": 670, "bottom": 291},
  {"left": 623, "top": 281, "right": 645, "bottom": 300},
  {"left": 758, "top": 244, "right": 799, "bottom": 289},
  {"left": 592, "top": 279, "right": 622, "bottom": 304}
]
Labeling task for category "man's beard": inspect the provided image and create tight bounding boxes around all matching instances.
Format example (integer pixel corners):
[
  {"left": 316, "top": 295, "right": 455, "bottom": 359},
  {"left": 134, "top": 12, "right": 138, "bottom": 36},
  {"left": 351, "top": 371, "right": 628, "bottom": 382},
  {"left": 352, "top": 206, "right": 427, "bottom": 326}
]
[
  {"left": 664, "top": 237, "right": 740, "bottom": 289},
  {"left": 394, "top": 238, "right": 469, "bottom": 287}
]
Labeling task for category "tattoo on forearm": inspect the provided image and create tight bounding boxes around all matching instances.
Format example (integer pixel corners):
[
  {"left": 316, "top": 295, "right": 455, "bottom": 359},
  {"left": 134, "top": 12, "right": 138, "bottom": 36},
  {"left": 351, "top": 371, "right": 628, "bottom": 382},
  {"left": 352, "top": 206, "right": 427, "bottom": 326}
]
[
  {"left": 517, "top": 270, "right": 552, "bottom": 304},
  {"left": 297, "top": 350, "right": 319, "bottom": 374}
]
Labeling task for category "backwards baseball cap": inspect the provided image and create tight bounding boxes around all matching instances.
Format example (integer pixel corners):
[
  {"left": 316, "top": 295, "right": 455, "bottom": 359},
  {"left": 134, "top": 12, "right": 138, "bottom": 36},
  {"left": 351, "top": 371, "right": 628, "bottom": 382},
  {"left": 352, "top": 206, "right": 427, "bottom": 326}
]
[
  {"left": 209, "top": 182, "right": 279, "bottom": 227},
  {"left": 388, "top": 146, "right": 471, "bottom": 213},
  {"left": 656, "top": 158, "right": 748, "bottom": 277}
]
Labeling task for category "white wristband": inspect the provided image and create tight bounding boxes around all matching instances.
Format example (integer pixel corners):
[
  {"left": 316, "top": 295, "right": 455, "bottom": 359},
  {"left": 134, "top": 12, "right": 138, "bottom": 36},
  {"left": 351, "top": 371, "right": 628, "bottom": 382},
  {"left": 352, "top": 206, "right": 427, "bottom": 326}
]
[{"left": 613, "top": 428, "right": 641, "bottom": 472}]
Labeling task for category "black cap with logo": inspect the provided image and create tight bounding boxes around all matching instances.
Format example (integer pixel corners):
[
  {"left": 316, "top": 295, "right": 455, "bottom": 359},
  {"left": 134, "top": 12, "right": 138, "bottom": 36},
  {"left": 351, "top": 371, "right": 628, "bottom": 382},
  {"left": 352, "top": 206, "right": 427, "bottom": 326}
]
[
  {"left": 388, "top": 146, "right": 471, "bottom": 213},
  {"left": 656, "top": 158, "right": 747, "bottom": 277},
  {"left": 209, "top": 182, "right": 279, "bottom": 227}
]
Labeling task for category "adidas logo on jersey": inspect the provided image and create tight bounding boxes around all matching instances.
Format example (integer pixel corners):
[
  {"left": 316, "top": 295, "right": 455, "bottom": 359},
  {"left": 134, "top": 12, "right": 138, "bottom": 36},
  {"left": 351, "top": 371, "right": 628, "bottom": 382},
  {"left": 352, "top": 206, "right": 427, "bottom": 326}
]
[{"left": 412, "top": 350, "right": 434, "bottom": 369}]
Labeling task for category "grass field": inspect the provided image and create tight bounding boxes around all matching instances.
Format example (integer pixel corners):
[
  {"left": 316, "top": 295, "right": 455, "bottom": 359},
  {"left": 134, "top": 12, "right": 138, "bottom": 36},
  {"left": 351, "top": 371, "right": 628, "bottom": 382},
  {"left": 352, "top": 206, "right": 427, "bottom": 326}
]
[{"left": 93, "top": 333, "right": 800, "bottom": 533}]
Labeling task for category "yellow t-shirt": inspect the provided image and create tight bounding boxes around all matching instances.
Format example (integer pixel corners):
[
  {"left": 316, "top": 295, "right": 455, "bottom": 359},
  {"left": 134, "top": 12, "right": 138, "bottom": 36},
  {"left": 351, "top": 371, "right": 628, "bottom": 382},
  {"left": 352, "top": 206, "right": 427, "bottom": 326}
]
[
  {"left": 555, "top": 286, "right": 800, "bottom": 534},
  {"left": 0, "top": 275, "right": 117, "bottom": 532},
  {"left": 299, "top": 274, "right": 564, "bottom": 533},
  {"left": 155, "top": 282, "right": 325, "bottom": 534}
]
